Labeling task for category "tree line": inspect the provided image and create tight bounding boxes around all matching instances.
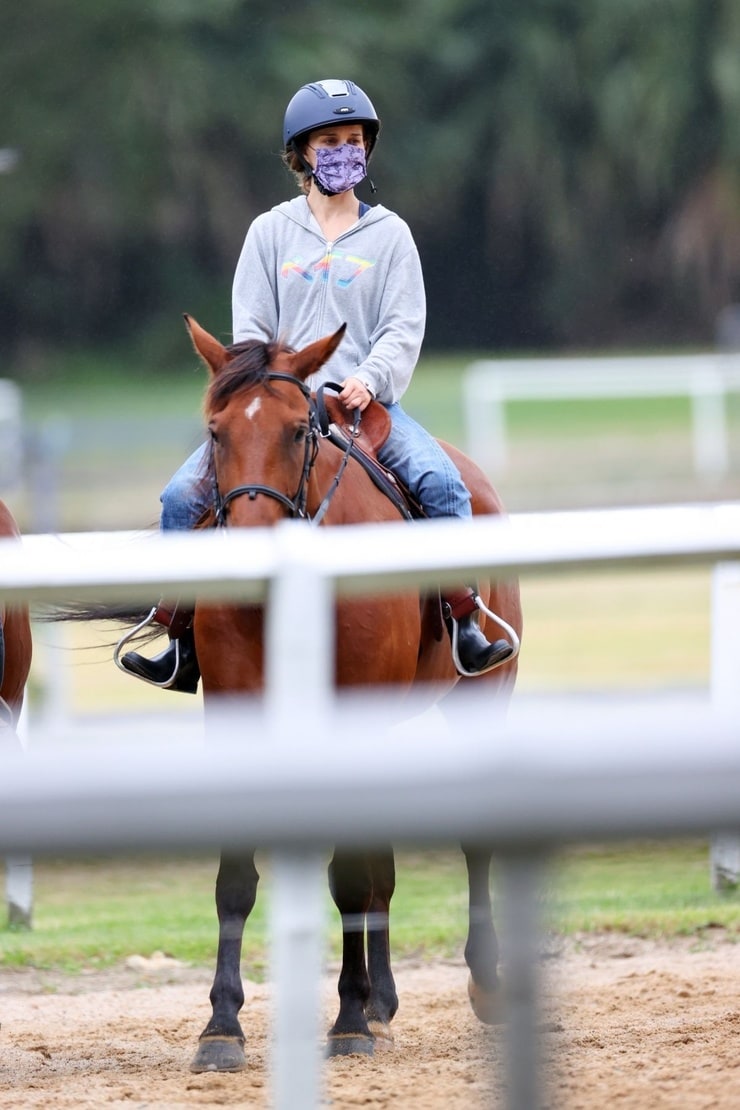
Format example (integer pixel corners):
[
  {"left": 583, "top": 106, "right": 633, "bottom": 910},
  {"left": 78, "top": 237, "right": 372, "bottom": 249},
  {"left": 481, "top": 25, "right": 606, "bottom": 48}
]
[{"left": 2, "top": 0, "right": 740, "bottom": 370}]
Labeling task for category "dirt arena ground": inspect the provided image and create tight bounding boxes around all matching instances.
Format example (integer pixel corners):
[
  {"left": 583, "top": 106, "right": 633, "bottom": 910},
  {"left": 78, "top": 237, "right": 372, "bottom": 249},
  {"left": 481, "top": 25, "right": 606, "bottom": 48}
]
[{"left": 2, "top": 933, "right": 740, "bottom": 1109}]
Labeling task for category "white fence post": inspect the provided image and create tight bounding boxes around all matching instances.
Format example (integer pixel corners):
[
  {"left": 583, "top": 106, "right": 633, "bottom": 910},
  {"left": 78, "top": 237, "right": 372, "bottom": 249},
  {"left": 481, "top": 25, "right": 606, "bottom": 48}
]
[
  {"left": 710, "top": 562, "right": 740, "bottom": 888},
  {"left": 690, "top": 368, "right": 729, "bottom": 478},
  {"left": 266, "top": 523, "right": 331, "bottom": 1110}
]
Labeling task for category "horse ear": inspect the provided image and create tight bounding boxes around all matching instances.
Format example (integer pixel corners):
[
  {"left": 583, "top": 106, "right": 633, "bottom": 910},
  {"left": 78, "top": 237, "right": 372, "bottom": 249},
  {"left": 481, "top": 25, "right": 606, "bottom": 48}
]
[
  {"left": 288, "top": 323, "right": 347, "bottom": 382},
  {"left": 183, "top": 314, "right": 229, "bottom": 376}
]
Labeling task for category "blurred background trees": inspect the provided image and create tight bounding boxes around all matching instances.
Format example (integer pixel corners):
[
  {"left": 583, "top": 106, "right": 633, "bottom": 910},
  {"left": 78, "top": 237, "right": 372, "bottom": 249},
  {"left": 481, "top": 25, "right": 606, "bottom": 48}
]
[{"left": 3, "top": 0, "right": 740, "bottom": 369}]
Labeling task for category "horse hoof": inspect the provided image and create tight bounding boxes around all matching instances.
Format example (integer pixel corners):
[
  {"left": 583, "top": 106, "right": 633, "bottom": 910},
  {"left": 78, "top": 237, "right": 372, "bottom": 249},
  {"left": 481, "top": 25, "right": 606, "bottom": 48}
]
[
  {"left": 367, "top": 1020, "right": 394, "bottom": 1049},
  {"left": 326, "top": 1033, "right": 375, "bottom": 1058},
  {"left": 189, "top": 1035, "right": 247, "bottom": 1073},
  {"left": 468, "top": 974, "right": 505, "bottom": 1026}
]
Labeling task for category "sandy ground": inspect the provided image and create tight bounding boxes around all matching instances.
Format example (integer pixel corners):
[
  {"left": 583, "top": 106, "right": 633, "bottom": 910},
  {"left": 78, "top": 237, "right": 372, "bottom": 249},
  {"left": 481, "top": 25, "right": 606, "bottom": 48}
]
[{"left": 2, "top": 933, "right": 740, "bottom": 1109}]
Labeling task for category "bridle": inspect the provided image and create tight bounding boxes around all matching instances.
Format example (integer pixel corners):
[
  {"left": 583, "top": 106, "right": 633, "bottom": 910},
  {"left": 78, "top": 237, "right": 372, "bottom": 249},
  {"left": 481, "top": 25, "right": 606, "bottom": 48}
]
[
  {"left": 212, "top": 373, "right": 358, "bottom": 527},
  {"left": 212, "top": 373, "right": 318, "bottom": 526}
]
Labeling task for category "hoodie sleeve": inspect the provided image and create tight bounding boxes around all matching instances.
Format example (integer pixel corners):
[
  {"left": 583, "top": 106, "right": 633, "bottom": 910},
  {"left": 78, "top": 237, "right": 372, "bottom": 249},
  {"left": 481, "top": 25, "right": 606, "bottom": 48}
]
[
  {"left": 231, "top": 213, "right": 280, "bottom": 343},
  {"left": 352, "top": 232, "right": 426, "bottom": 406}
]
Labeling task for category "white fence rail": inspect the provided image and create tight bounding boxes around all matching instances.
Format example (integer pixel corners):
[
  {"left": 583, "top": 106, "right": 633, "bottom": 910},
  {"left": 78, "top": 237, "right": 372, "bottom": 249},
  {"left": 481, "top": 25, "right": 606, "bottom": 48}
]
[
  {"left": 463, "top": 353, "right": 740, "bottom": 477},
  {"left": 2, "top": 504, "right": 740, "bottom": 1110},
  {"left": 4, "top": 501, "right": 740, "bottom": 604}
]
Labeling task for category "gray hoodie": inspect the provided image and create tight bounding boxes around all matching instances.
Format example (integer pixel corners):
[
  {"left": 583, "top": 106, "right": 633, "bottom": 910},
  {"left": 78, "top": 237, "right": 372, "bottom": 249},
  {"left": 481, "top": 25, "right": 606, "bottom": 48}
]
[{"left": 231, "top": 195, "right": 426, "bottom": 404}]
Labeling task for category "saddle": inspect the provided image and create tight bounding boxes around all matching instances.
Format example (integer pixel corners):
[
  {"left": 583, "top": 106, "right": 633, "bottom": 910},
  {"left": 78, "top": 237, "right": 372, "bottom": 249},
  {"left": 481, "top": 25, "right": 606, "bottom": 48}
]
[{"left": 315, "top": 386, "right": 424, "bottom": 522}]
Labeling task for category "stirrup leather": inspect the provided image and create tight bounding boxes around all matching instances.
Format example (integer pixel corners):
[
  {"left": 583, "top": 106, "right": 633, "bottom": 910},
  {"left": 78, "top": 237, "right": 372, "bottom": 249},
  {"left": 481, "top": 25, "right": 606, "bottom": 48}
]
[
  {"left": 446, "top": 594, "right": 521, "bottom": 678},
  {"left": 114, "top": 606, "right": 182, "bottom": 689}
]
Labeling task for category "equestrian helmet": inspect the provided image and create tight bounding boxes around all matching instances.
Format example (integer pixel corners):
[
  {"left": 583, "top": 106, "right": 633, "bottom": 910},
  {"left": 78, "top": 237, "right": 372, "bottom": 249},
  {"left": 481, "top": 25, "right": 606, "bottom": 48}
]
[{"left": 283, "top": 79, "right": 380, "bottom": 158}]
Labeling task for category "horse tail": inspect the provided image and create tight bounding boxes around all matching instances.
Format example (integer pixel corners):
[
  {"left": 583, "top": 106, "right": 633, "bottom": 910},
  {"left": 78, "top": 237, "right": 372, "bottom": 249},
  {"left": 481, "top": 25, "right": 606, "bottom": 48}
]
[{"left": 34, "top": 603, "right": 162, "bottom": 647}]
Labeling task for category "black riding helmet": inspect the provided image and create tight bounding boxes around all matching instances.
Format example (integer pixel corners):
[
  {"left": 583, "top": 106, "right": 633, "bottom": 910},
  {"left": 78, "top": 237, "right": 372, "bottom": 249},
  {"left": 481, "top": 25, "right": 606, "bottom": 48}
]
[{"left": 283, "top": 79, "right": 381, "bottom": 159}]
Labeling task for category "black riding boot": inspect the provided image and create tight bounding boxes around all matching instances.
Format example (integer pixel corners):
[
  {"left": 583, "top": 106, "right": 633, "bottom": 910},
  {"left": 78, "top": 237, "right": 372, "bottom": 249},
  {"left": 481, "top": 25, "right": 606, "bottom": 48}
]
[
  {"left": 119, "top": 604, "right": 200, "bottom": 694},
  {"left": 443, "top": 587, "right": 514, "bottom": 677}
]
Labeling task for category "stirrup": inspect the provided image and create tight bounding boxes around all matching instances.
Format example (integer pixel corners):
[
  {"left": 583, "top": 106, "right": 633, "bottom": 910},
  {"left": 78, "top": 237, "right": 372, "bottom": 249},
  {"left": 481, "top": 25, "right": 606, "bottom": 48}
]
[
  {"left": 113, "top": 607, "right": 181, "bottom": 689},
  {"left": 449, "top": 595, "right": 521, "bottom": 678}
]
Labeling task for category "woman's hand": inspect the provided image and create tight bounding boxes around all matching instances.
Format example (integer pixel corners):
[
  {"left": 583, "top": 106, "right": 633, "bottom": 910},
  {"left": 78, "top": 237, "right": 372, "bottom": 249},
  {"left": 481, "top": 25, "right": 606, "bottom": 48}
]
[{"left": 338, "top": 376, "right": 374, "bottom": 412}]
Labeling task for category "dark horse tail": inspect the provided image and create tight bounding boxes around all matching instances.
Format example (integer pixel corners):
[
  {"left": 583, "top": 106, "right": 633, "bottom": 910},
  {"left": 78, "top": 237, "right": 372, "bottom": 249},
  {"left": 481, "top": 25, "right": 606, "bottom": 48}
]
[{"left": 35, "top": 602, "right": 161, "bottom": 648}]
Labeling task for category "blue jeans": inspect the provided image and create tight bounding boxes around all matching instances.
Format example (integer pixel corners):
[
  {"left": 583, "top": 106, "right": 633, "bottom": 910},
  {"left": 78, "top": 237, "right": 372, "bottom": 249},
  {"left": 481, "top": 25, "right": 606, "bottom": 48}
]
[
  {"left": 377, "top": 403, "right": 471, "bottom": 519},
  {"left": 160, "top": 403, "right": 471, "bottom": 530},
  {"left": 160, "top": 442, "right": 212, "bottom": 530}
]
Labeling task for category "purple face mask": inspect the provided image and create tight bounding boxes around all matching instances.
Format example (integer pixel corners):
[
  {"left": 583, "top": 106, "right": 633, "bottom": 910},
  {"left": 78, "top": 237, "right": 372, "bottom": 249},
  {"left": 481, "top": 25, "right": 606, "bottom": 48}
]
[{"left": 311, "top": 143, "right": 367, "bottom": 195}]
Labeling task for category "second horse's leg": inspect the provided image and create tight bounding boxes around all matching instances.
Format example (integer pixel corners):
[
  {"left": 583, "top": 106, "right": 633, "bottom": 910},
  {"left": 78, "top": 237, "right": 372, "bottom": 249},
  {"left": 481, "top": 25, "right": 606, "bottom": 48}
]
[{"left": 190, "top": 851, "right": 260, "bottom": 1072}]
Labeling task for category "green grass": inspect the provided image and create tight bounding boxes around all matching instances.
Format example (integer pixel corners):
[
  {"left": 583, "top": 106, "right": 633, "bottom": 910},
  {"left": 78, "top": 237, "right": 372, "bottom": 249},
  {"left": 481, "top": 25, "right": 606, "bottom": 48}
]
[
  {"left": 3, "top": 843, "right": 740, "bottom": 976},
  {"left": 548, "top": 840, "right": 740, "bottom": 939},
  {"left": 0, "top": 851, "right": 470, "bottom": 975}
]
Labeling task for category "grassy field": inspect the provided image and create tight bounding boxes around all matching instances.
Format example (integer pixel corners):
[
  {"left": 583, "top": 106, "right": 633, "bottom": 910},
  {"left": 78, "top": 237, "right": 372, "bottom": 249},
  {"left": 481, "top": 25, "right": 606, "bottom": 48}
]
[
  {"left": 2, "top": 347, "right": 738, "bottom": 974},
  {"left": 2, "top": 842, "right": 739, "bottom": 975}
]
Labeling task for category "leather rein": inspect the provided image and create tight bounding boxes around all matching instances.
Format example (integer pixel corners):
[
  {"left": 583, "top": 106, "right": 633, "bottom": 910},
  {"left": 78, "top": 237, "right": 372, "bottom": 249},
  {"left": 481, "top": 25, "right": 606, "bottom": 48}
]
[{"left": 212, "top": 373, "right": 359, "bottom": 528}]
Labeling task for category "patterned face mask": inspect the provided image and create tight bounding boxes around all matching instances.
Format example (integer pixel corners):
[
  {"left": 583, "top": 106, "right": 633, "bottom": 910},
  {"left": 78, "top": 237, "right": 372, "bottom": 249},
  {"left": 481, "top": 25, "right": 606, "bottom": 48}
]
[{"left": 311, "top": 143, "right": 367, "bottom": 195}]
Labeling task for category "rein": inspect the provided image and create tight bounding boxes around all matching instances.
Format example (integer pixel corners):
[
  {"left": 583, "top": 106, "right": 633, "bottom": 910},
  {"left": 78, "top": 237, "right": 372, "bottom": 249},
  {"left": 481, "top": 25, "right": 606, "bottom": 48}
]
[
  {"left": 212, "top": 373, "right": 359, "bottom": 527},
  {"left": 312, "top": 382, "right": 361, "bottom": 526}
]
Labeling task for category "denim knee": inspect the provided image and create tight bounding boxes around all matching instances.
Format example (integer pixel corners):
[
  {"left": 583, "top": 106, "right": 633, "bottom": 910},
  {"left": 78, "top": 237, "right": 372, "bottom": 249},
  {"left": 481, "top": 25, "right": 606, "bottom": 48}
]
[{"left": 378, "top": 404, "right": 472, "bottom": 519}]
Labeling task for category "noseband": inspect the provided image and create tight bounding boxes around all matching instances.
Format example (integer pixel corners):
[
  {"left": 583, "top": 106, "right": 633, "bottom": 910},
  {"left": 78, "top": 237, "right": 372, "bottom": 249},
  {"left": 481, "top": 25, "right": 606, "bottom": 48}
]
[{"left": 213, "top": 372, "right": 319, "bottom": 526}]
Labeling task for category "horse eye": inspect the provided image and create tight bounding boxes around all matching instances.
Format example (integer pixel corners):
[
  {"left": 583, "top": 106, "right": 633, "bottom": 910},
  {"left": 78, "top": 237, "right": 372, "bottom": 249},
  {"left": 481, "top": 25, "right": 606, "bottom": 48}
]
[
  {"left": 208, "top": 424, "right": 219, "bottom": 444},
  {"left": 294, "top": 425, "right": 309, "bottom": 444}
]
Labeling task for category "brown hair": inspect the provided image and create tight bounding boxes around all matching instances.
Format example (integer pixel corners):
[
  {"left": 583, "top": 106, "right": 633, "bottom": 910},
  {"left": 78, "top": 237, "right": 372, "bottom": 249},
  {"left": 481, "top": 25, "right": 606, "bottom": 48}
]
[{"left": 281, "top": 141, "right": 312, "bottom": 194}]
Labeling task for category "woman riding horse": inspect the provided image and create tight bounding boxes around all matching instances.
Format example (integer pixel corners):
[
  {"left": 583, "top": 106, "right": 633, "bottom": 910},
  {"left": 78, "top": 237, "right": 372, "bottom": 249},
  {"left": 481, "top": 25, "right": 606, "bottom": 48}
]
[
  {"left": 134, "top": 315, "right": 521, "bottom": 1070},
  {"left": 120, "top": 77, "right": 514, "bottom": 692}
]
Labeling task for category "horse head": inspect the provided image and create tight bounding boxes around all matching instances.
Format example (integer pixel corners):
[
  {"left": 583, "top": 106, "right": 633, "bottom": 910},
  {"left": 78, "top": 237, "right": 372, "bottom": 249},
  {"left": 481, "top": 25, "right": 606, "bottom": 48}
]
[{"left": 184, "top": 314, "right": 346, "bottom": 526}]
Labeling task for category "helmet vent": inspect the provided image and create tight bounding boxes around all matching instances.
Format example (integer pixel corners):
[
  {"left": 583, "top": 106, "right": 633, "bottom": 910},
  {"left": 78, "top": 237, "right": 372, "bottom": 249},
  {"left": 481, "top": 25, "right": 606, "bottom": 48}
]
[{"left": 319, "top": 79, "right": 352, "bottom": 98}]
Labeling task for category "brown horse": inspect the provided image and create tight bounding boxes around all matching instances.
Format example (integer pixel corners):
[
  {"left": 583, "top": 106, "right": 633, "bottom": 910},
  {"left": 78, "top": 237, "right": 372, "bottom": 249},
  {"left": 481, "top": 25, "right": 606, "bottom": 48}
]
[
  {"left": 0, "top": 499, "right": 32, "bottom": 742},
  {"left": 181, "top": 316, "right": 522, "bottom": 1071}
]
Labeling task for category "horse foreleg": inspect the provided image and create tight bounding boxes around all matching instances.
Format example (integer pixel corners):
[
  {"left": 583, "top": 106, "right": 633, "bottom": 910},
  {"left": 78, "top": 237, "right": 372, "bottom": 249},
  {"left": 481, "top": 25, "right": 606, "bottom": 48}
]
[
  {"left": 326, "top": 850, "right": 374, "bottom": 1056},
  {"left": 463, "top": 844, "right": 504, "bottom": 1025},
  {"left": 190, "top": 851, "right": 259, "bottom": 1073},
  {"left": 365, "top": 847, "right": 398, "bottom": 1046}
]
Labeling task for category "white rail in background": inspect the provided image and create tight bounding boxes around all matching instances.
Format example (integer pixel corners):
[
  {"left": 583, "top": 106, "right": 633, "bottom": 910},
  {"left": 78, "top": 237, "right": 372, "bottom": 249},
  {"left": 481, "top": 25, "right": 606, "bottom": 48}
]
[{"left": 463, "top": 353, "right": 740, "bottom": 477}]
